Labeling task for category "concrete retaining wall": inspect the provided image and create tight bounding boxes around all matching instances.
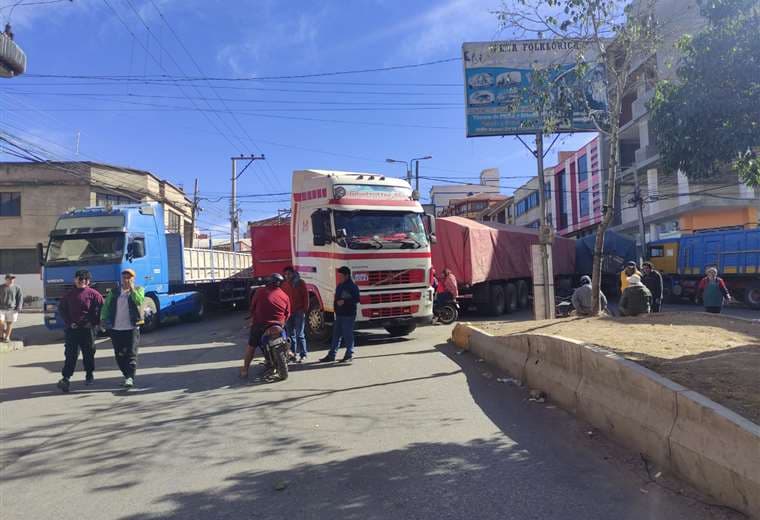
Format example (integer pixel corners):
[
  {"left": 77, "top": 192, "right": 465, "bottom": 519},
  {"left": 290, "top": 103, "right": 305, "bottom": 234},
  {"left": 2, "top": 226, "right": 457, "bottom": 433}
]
[{"left": 451, "top": 325, "right": 760, "bottom": 518}]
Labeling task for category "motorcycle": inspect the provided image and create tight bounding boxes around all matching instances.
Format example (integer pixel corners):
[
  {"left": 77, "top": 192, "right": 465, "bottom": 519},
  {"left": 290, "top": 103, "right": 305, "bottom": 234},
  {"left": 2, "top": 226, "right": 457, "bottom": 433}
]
[
  {"left": 433, "top": 298, "right": 460, "bottom": 325},
  {"left": 262, "top": 325, "right": 290, "bottom": 381}
]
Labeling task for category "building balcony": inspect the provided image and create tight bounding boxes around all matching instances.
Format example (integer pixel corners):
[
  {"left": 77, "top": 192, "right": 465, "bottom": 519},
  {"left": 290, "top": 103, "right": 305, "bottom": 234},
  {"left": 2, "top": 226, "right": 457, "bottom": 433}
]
[
  {"left": 0, "top": 32, "right": 26, "bottom": 77},
  {"left": 631, "top": 89, "right": 654, "bottom": 120},
  {"left": 635, "top": 144, "right": 659, "bottom": 167}
]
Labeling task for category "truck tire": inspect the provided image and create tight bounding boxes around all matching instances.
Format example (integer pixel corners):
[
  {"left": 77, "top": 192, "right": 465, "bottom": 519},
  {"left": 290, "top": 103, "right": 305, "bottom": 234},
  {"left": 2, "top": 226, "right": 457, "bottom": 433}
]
[
  {"left": 141, "top": 296, "right": 160, "bottom": 333},
  {"left": 516, "top": 280, "right": 529, "bottom": 309},
  {"left": 181, "top": 294, "right": 205, "bottom": 323},
  {"left": 306, "top": 295, "right": 331, "bottom": 343},
  {"left": 385, "top": 323, "right": 417, "bottom": 337},
  {"left": 487, "top": 284, "right": 506, "bottom": 316},
  {"left": 746, "top": 281, "right": 760, "bottom": 309},
  {"left": 505, "top": 283, "right": 518, "bottom": 313}
]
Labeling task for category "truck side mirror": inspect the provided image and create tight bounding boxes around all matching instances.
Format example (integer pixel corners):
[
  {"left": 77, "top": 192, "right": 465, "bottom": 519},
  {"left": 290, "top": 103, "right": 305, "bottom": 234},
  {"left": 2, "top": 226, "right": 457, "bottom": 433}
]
[
  {"left": 36, "top": 242, "right": 45, "bottom": 266},
  {"left": 424, "top": 213, "right": 436, "bottom": 243},
  {"left": 335, "top": 228, "right": 347, "bottom": 239},
  {"left": 127, "top": 240, "right": 145, "bottom": 260}
]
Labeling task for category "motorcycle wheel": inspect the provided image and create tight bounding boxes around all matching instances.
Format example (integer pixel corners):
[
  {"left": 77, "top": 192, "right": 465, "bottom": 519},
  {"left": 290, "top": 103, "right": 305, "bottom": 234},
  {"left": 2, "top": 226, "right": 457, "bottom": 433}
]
[
  {"left": 274, "top": 346, "right": 289, "bottom": 381},
  {"left": 437, "top": 304, "right": 458, "bottom": 325}
]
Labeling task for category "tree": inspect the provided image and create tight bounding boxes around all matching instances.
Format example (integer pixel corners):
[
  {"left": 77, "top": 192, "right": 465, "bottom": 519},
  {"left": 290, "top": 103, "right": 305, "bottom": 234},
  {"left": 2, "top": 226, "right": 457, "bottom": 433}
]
[
  {"left": 496, "top": 0, "right": 659, "bottom": 314},
  {"left": 649, "top": 0, "right": 760, "bottom": 187}
]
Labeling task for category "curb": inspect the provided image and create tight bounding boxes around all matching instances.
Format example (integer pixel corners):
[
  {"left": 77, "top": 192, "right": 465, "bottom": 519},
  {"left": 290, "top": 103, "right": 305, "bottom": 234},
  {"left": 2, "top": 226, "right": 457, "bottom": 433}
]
[{"left": 450, "top": 323, "right": 760, "bottom": 518}]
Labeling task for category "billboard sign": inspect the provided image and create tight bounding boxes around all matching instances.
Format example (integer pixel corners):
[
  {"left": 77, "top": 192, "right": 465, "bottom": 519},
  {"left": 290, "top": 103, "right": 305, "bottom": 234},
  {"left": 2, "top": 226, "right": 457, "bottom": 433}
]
[{"left": 462, "top": 39, "right": 607, "bottom": 137}]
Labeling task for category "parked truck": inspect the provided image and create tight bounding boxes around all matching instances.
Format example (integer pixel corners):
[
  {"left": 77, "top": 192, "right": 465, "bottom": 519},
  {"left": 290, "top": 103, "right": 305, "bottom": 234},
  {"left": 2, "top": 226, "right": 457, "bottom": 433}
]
[
  {"left": 431, "top": 217, "right": 576, "bottom": 315},
  {"left": 249, "top": 169, "right": 436, "bottom": 340},
  {"left": 39, "top": 203, "right": 255, "bottom": 331},
  {"left": 575, "top": 230, "right": 637, "bottom": 298},
  {"left": 648, "top": 228, "right": 760, "bottom": 309}
]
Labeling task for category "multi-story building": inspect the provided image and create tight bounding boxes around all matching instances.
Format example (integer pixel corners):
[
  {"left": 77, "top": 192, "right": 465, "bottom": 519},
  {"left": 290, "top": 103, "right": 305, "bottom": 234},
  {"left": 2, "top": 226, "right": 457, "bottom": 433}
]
[
  {"left": 512, "top": 171, "right": 554, "bottom": 229},
  {"left": 551, "top": 137, "right": 605, "bottom": 238},
  {"left": 479, "top": 196, "right": 514, "bottom": 224},
  {"left": 440, "top": 193, "right": 509, "bottom": 219},
  {"left": 429, "top": 168, "right": 500, "bottom": 216},
  {"left": 606, "top": 0, "right": 759, "bottom": 243},
  {"left": 0, "top": 161, "right": 194, "bottom": 301}
]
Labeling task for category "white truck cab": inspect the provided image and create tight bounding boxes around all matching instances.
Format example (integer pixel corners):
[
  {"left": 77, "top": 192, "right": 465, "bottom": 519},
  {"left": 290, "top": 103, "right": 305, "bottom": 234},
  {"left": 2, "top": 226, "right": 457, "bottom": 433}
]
[{"left": 291, "top": 169, "right": 435, "bottom": 338}]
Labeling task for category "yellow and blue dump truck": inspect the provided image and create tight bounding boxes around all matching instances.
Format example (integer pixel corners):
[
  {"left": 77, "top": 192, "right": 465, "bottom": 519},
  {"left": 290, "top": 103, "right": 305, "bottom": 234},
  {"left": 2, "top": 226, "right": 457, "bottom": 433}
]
[{"left": 648, "top": 228, "right": 760, "bottom": 309}]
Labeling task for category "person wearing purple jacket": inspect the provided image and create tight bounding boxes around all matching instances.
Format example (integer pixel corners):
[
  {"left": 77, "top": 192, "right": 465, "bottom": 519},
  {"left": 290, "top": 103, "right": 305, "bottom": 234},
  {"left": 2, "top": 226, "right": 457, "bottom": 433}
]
[{"left": 56, "top": 270, "right": 104, "bottom": 393}]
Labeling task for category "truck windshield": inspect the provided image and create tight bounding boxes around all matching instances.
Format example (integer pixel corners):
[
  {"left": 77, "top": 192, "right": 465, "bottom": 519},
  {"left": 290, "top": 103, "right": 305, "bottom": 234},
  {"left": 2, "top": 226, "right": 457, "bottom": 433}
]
[
  {"left": 47, "top": 233, "right": 125, "bottom": 265},
  {"left": 333, "top": 211, "right": 428, "bottom": 249}
]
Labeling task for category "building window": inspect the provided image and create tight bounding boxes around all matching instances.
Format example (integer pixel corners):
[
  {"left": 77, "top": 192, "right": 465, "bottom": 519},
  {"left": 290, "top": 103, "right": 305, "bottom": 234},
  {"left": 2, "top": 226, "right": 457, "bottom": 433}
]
[
  {"left": 470, "top": 201, "right": 487, "bottom": 211},
  {"left": 96, "top": 192, "right": 136, "bottom": 207},
  {"left": 0, "top": 249, "right": 39, "bottom": 274},
  {"left": 579, "top": 189, "right": 590, "bottom": 217},
  {"left": 544, "top": 181, "right": 551, "bottom": 200},
  {"left": 578, "top": 155, "right": 588, "bottom": 183},
  {"left": 0, "top": 192, "right": 21, "bottom": 217},
  {"left": 166, "top": 211, "right": 181, "bottom": 233}
]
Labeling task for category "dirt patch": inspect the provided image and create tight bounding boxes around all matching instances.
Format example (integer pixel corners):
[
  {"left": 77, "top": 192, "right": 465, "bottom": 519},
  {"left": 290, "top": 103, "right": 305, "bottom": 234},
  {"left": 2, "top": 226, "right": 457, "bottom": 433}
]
[{"left": 477, "top": 312, "right": 760, "bottom": 425}]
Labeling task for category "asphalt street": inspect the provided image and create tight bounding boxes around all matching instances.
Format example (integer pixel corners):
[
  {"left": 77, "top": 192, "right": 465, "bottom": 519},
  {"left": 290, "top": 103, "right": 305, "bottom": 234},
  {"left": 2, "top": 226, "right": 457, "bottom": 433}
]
[{"left": 0, "top": 312, "right": 743, "bottom": 520}]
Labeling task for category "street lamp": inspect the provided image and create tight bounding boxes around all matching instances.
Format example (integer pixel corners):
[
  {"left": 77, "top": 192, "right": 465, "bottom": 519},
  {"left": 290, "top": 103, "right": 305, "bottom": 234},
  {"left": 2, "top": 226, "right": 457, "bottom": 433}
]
[
  {"left": 410, "top": 155, "right": 433, "bottom": 193},
  {"left": 385, "top": 158, "right": 410, "bottom": 183}
]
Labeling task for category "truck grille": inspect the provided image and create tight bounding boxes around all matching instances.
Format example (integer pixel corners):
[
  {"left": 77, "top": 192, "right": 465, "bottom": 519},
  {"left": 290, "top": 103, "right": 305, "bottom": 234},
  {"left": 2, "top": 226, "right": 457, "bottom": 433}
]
[
  {"left": 360, "top": 292, "right": 421, "bottom": 305},
  {"left": 354, "top": 269, "right": 425, "bottom": 287},
  {"left": 45, "top": 281, "right": 119, "bottom": 299},
  {"left": 361, "top": 305, "right": 419, "bottom": 319}
]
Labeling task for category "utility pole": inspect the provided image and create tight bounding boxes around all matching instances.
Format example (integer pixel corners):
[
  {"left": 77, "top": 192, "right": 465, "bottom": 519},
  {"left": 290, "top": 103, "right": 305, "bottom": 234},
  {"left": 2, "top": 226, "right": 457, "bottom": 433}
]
[
  {"left": 190, "top": 177, "right": 199, "bottom": 248},
  {"left": 632, "top": 171, "right": 647, "bottom": 264},
  {"left": 230, "top": 154, "right": 265, "bottom": 252},
  {"left": 414, "top": 160, "right": 420, "bottom": 193},
  {"left": 534, "top": 130, "right": 555, "bottom": 320}
]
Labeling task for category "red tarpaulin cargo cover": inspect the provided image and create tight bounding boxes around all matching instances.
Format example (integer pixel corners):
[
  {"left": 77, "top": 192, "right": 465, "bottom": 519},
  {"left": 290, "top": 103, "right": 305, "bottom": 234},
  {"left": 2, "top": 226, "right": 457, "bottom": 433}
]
[
  {"left": 250, "top": 223, "right": 292, "bottom": 278},
  {"left": 431, "top": 217, "right": 576, "bottom": 285}
]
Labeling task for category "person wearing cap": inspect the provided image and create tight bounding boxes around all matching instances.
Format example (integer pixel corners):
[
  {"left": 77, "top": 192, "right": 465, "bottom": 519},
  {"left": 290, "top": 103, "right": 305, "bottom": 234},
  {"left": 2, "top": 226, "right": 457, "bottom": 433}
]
[
  {"left": 697, "top": 267, "right": 732, "bottom": 314},
  {"left": 618, "top": 274, "right": 652, "bottom": 316},
  {"left": 320, "top": 266, "right": 360, "bottom": 363},
  {"left": 641, "top": 262, "right": 664, "bottom": 313},
  {"left": 619, "top": 261, "right": 642, "bottom": 294},
  {"left": 101, "top": 269, "right": 145, "bottom": 389},
  {"left": 240, "top": 273, "right": 290, "bottom": 379},
  {"left": 0, "top": 273, "right": 23, "bottom": 342},
  {"left": 56, "top": 270, "right": 104, "bottom": 392},
  {"left": 571, "top": 275, "right": 608, "bottom": 316},
  {"left": 282, "top": 266, "right": 309, "bottom": 362}
]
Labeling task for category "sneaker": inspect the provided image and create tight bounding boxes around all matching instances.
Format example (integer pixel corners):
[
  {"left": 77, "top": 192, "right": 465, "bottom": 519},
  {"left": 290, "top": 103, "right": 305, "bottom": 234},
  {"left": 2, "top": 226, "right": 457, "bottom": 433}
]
[
  {"left": 298, "top": 355, "right": 307, "bottom": 364},
  {"left": 319, "top": 355, "right": 336, "bottom": 363},
  {"left": 122, "top": 377, "right": 134, "bottom": 389},
  {"left": 57, "top": 378, "right": 70, "bottom": 393},
  {"left": 85, "top": 374, "right": 94, "bottom": 386},
  {"left": 339, "top": 356, "right": 353, "bottom": 364}
]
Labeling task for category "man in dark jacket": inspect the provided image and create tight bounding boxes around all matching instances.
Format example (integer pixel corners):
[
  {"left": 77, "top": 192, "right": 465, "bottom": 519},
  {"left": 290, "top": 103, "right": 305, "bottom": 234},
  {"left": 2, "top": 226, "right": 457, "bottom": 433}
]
[
  {"left": 619, "top": 274, "right": 652, "bottom": 316},
  {"left": 320, "top": 266, "right": 360, "bottom": 363},
  {"left": 641, "top": 262, "right": 664, "bottom": 312},
  {"left": 56, "top": 270, "right": 104, "bottom": 392},
  {"left": 283, "top": 266, "right": 309, "bottom": 362}
]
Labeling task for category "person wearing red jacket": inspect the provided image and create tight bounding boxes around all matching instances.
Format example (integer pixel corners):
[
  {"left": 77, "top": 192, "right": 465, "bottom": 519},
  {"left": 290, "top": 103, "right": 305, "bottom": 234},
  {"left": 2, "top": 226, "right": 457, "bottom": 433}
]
[
  {"left": 282, "top": 266, "right": 309, "bottom": 362},
  {"left": 240, "top": 274, "right": 290, "bottom": 379}
]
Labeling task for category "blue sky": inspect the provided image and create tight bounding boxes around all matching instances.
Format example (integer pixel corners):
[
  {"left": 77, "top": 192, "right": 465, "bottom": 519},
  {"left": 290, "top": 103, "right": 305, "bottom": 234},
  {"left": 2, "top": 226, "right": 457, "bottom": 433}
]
[{"left": 1, "top": 0, "right": 594, "bottom": 236}]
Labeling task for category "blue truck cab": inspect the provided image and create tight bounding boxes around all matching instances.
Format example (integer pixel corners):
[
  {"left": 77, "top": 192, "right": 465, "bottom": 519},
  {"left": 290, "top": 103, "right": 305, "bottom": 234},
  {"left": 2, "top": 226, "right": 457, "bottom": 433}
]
[{"left": 41, "top": 203, "right": 214, "bottom": 331}]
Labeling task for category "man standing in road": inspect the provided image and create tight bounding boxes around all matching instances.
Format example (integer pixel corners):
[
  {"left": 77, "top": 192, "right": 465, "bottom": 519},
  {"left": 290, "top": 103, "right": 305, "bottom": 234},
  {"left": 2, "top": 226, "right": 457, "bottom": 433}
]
[
  {"left": 283, "top": 266, "right": 309, "bottom": 362},
  {"left": 0, "top": 274, "right": 23, "bottom": 342},
  {"left": 641, "top": 262, "right": 664, "bottom": 313},
  {"left": 619, "top": 274, "right": 652, "bottom": 316},
  {"left": 320, "top": 266, "right": 360, "bottom": 363},
  {"left": 240, "top": 273, "right": 290, "bottom": 379},
  {"left": 56, "top": 270, "right": 104, "bottom": 392},
  {"left": 101, "top": 269, "right": 145, "bottom": 389}
]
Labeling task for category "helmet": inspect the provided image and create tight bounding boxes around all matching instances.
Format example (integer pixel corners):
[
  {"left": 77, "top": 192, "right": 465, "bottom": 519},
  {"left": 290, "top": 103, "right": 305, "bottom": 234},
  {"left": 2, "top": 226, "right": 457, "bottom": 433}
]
[{"left": 269, "top": 273, "right": 285, "bottom": 285}]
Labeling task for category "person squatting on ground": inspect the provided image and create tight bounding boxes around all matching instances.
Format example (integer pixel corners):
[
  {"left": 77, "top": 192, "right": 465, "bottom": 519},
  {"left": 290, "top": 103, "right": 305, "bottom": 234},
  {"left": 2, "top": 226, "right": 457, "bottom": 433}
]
[
  {"left": 240, "top": 273, "right": 290, "bottom": 379},
  {"left": 101, "top": 269, "right": 145, "bottom": 389},
  {"left": 56, "top": 270, "right": 104, "bottom": 393},
  {"left": 619, "top": 274, "right": 652, "bottom": 317},
  {"left": 698, "top": 267, "right": 732, "bottom": 314},
  {"left": 282, "top": 266, "right": 309, "bottom": 362},
  {"left": 641, "top": 262, "right": 664, "bottom": 313},
  {"left": 0, "top": 273, "right": 23, "bottom": 342},
  {"left": 571, "top": 275, "right": 607, "bottom": 316},
  {"left": 320, "top": 266, "right": 360, "bottom": 363},
  {"left": 435, "top": 268, "right": 459, "bottom": 306}
]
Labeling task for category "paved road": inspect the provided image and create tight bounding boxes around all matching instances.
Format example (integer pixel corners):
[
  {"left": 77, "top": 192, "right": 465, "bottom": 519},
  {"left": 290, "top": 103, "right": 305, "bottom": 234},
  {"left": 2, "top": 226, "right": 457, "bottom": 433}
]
[{"left": 1, "top": 313, "right": 740, "bottom": 519}]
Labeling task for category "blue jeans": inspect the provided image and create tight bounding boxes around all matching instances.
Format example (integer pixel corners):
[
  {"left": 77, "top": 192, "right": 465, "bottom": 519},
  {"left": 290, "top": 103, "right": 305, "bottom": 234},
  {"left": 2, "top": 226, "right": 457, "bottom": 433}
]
[
  {"left": 329, "top": 314, "right": 356, "bottom": 358},
  {"left": 286, "top": 312, "right": 308, "bottom": 358}
]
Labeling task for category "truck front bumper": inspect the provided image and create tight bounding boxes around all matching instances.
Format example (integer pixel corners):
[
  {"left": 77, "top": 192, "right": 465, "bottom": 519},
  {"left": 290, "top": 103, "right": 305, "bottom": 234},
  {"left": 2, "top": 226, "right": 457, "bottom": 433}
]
[{"left": 355, "top": 314, "right": 433, "bottom": 330}]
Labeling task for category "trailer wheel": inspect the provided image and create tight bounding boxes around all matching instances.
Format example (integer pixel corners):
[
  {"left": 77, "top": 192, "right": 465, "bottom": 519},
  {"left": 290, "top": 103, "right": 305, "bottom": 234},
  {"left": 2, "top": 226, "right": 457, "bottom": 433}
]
[
  {"left": 746, "top": 281, "right": 760, "bottom": 309},
  {"left": 141, "top": 296, "right": 160, "bottom": 333},
  {"left": 516, "top": 280, "right": 529, "bottom": 309},
  {"left": 306, "top": 296, "right": 331, "bottom": 343},
  {"left": 488, "top": 284, "right": 506, "bottom": 316},
  {"left": 505, "top": 283, "right": 518, "bottom": 313},
  {"left": 181, "top": 294, "right": 205, "bottom": 323}
]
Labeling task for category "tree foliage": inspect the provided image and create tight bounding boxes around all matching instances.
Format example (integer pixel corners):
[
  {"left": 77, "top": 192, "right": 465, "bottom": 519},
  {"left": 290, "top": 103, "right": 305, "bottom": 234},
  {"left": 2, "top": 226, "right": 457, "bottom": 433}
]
[{"left": 649, "top": 0, "right": 760, "bottom": 187}]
